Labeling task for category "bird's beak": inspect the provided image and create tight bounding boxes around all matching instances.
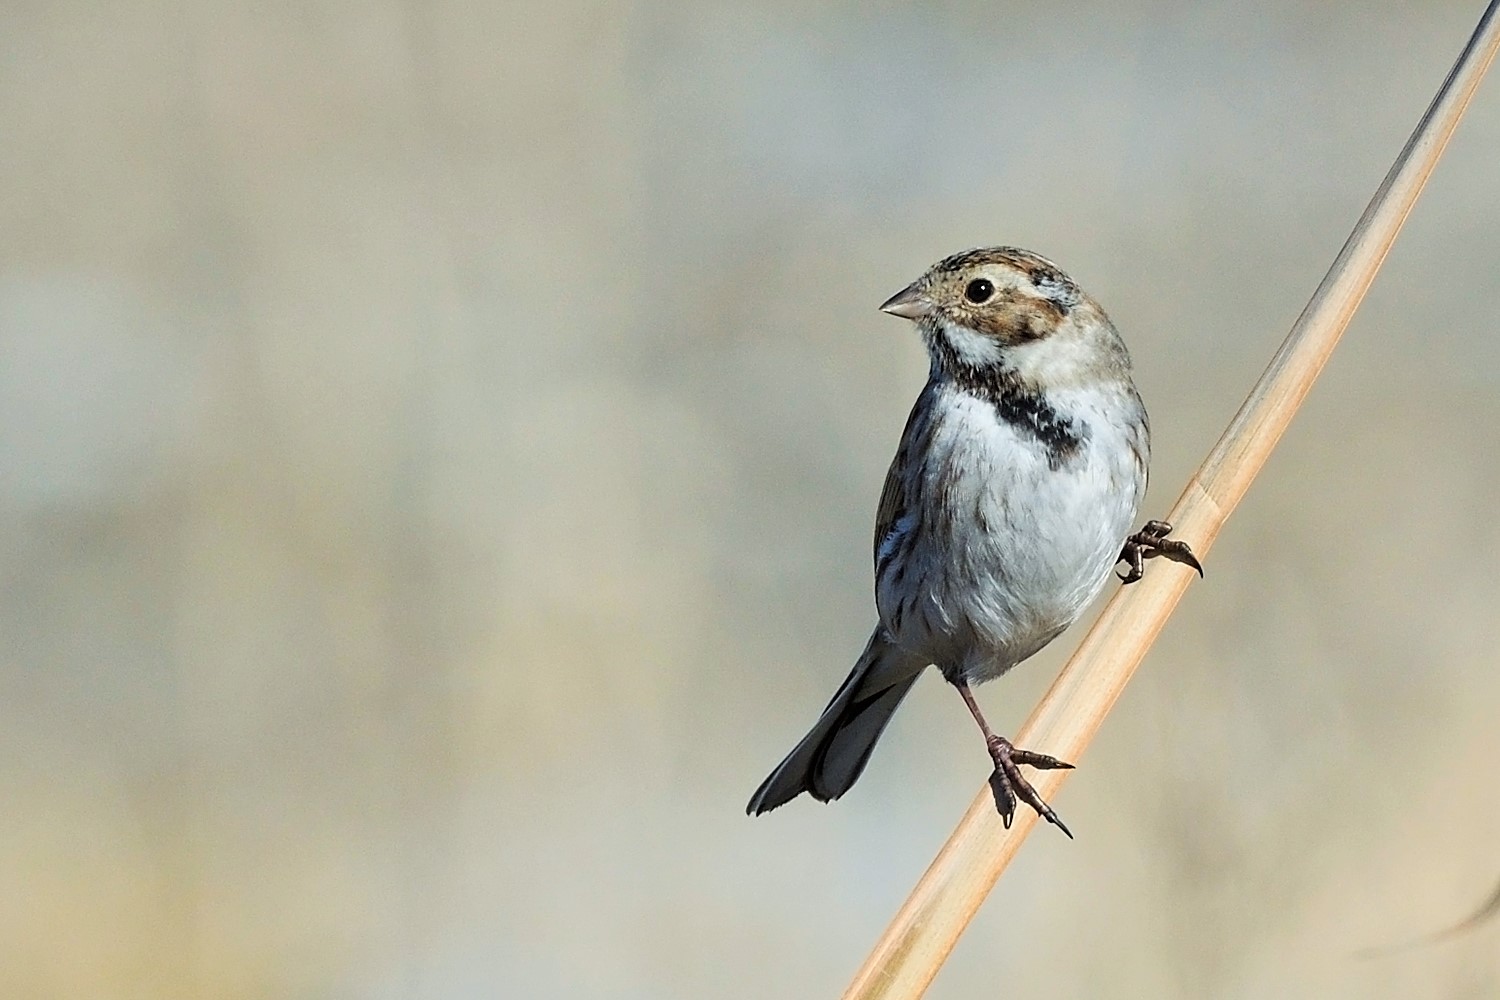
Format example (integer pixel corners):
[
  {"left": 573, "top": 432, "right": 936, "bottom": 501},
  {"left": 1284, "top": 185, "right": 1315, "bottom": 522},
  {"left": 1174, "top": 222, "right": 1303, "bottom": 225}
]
[{"left": 879, "top": 282, "right": 934, "bottom": 320}]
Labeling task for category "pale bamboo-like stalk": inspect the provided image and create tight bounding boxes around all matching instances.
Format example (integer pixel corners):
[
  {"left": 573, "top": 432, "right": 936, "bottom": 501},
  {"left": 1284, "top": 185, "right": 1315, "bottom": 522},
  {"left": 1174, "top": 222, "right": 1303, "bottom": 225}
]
[{"left": 843, "top": 4, "right": 1500, "bottom": 998}]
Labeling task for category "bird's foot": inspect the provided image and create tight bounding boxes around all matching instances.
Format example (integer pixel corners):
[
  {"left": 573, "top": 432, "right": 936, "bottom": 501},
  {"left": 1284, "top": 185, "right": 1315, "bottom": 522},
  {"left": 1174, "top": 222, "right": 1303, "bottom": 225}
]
[
  {"left": 985, "top": 734, "right": 1074, "bottom": 838},
  {"left": 1117, "top": 519, "right": 1203, "bottom": 584}
]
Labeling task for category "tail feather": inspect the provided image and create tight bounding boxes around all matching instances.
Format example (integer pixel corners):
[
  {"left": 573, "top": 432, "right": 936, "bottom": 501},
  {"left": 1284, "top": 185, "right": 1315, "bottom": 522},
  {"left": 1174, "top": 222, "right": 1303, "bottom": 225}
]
[{"left": 747, "top": 630, "right": 925, "bottom": 815}]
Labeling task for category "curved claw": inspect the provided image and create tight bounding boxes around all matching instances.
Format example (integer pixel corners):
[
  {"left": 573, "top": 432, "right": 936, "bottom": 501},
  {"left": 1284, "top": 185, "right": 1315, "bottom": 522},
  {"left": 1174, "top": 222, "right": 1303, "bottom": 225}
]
[
  {"left": 1118, "top": 519, "right": 1203, "bottom": 583},
  {"left": 1172, "top": 545, "right": 1205, "bottom": 578},
  {"left": 986, "top": 735, "right": 1074, "bottom": 839}
]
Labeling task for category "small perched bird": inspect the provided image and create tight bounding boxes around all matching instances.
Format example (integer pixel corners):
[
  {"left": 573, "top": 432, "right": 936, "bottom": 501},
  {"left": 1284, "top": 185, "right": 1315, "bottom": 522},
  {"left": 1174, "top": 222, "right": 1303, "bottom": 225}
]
[{"left": 747, "top": 247, "right": 1200, "bottom": 835}]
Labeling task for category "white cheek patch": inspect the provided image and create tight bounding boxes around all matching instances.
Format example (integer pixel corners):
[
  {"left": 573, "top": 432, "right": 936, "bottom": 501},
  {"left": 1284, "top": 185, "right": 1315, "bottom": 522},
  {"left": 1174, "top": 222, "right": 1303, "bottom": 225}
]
[
  {"left": 938, "top": 319, "right": 1003, "bottom": 367},
  {"left": 1007, "top": 329, "right": 1094, "bottom": 384}
]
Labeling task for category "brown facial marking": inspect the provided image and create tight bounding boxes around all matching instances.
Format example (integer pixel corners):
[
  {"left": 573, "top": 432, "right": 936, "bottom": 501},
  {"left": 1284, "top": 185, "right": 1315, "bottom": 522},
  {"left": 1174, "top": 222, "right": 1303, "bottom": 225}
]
[
  {"left": 929, "top": 247, "right": 1081, "bottom": 336},
  {"left": 945, "top": 280, "right": 1067, "bottom": 344}
]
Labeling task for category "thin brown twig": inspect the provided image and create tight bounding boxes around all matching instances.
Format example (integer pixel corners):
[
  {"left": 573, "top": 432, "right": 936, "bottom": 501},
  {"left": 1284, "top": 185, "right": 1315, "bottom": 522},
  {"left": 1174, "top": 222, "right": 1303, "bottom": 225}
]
[{"left": 842, "top": 4, "right": 1500, "bottom": 997}]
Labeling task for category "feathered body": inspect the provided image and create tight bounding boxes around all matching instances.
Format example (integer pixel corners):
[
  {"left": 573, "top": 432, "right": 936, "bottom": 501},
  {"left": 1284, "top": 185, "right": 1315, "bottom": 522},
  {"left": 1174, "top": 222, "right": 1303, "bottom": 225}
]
[
  {"left": 876, "top": 340, "right": 1147, "bottom": 684},
  {"left": 749, "top": 247, "right": 1154, "bottom": 818}
]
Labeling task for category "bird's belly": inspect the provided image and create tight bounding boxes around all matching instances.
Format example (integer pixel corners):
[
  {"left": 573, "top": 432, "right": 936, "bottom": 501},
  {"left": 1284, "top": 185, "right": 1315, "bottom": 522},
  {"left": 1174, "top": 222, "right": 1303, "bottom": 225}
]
[{"left": 876, "top": 403, "right": 1140, "bottom": 681}]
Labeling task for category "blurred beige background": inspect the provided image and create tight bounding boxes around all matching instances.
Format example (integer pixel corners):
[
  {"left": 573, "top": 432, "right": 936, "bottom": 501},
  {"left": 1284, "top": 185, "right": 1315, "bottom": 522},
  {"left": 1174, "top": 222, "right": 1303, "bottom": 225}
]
[{"left": 4, "top": 1, "right": 1499, "bottom": 997}]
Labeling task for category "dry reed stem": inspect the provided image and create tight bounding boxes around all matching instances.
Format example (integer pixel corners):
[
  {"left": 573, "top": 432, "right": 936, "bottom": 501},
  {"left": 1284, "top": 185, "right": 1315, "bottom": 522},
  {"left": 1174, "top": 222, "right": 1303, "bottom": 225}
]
[{"left": 842, "top": 4, "right": 1500, "bottom": 997}]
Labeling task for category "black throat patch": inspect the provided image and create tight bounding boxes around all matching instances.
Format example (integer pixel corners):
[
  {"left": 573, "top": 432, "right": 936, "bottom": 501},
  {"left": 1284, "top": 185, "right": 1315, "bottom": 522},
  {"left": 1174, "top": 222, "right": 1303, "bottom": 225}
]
[{"left": 946, "top": 362, "right": 1086, "bottom": 470}]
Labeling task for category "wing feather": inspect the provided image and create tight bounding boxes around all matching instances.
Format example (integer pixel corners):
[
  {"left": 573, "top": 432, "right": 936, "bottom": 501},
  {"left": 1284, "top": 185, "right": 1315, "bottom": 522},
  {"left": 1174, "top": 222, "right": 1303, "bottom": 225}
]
[{"left": 873, "top": 382, "right": 937, "bottom": 567}]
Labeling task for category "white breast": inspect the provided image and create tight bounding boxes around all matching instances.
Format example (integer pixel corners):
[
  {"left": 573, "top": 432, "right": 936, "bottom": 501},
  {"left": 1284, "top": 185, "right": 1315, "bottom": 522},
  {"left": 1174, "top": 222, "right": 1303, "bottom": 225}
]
[{"left": 876, "top": 381, "right": 1146, "bottom": 683}]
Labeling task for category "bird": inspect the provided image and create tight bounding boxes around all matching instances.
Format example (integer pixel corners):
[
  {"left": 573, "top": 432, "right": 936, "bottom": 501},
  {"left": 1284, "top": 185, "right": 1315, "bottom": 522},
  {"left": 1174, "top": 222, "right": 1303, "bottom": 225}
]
[{"left": 746, "top": 246, "right": 1200, "bottom": 835}]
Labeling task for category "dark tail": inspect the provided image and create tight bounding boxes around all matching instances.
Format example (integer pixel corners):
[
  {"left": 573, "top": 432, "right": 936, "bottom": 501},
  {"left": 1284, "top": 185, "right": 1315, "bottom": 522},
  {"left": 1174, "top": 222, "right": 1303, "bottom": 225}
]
[{"left": 747, "top": 629, "right": 925, "bottom": 815}]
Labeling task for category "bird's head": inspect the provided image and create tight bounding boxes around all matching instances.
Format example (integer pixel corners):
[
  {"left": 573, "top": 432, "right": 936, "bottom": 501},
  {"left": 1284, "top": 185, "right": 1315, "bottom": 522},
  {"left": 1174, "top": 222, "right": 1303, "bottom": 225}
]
[{"left": 880, "top": 247, "right": 1130, "bottom": 388}]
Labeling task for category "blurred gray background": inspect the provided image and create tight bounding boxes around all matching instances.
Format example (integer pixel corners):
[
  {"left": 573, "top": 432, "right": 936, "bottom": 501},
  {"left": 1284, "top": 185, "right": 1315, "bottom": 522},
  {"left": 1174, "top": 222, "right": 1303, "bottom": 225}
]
[{"left": 4, "top": 1, "right": 1499, "bottom": 997}]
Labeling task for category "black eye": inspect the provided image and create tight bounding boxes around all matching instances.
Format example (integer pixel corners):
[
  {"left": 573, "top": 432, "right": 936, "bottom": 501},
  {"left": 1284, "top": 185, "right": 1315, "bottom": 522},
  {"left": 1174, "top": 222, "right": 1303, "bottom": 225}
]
[{"left": 964, "top": 279, "right": 994, "bottom": 304}]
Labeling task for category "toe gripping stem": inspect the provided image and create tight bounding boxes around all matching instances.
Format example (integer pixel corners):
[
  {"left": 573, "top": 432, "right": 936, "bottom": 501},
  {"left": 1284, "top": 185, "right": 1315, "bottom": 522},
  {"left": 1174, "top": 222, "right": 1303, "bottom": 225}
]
[
  {"left": 986, "top": 734, "right": 1075, "bottom": 838},
  {"left": 1118, "top": 519, "right": 1203, "bottom": 584}
]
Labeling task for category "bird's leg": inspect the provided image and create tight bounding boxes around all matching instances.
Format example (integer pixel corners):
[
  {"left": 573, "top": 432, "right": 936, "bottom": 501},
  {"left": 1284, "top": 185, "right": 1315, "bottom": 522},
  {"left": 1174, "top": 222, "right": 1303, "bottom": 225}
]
[
  {"left": 953, "top": 680, "right": 1074, "bottom": 838},
  {"left": 1117, "top": 519, "right": 1203, "bottom": 584}
]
